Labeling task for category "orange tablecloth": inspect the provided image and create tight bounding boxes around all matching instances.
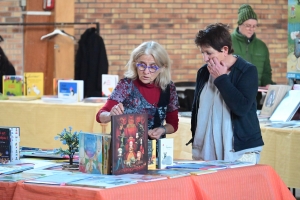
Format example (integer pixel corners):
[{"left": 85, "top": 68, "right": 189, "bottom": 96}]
[{"left": 7, "top": 165, "right": 294, "bottom": 200}]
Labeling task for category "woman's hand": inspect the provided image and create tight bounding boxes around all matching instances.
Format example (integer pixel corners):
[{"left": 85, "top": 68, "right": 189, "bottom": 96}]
[
  {"left": 110, "top": 103, "right": 124, "bottom": 116},
  {"left": 148, "top": 127, "right": 165, "bottom": 140},
  {"left": 207, "top": 57, "right": 228, "bottom": 79}
]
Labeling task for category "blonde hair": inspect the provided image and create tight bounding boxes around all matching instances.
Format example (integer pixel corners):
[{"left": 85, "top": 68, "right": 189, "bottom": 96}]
[{"left": 124, "top": 41, "right": 172, "bottom": 90}]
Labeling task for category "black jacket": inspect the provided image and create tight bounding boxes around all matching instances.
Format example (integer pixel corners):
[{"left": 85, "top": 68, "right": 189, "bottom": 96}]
[
  {"left": 75, "top": 28, "right": 109, "bottom": 97},
  {"left": 187, "top": 56, "right": 264, "bottom": 152}
]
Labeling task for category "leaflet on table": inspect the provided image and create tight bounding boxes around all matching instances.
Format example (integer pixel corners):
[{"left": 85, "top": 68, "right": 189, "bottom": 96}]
[{"left": 57, "top": 80, "right": 84, "bottom": 102}]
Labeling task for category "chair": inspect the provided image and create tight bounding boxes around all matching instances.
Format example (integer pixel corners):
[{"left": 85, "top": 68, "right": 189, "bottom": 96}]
[{"left": 174, "top": 82, "right": 196, "bottom": 111}]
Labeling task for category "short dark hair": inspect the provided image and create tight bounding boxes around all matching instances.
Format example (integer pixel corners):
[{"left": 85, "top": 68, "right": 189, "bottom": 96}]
[{"left": 194, "top": 23, "right": 234, "bottom": 54}]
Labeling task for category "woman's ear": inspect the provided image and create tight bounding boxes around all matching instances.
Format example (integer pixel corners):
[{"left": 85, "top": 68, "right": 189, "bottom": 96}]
[{"left": 221, "top": 46, "right": 229, "bottom": 53}]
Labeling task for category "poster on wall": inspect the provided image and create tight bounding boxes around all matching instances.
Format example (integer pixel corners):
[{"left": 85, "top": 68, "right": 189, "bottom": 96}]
[{"left": 287, "top": 0, "right": 300, "bottom": 80}]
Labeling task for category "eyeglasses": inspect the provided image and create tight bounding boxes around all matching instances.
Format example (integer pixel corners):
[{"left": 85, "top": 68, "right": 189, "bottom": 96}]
[
  {"left": 136, "top": 62, "right": 160, "bottom": 73},
  {"left": 242, "top": 24, "right": 258, "bottom": 29}
]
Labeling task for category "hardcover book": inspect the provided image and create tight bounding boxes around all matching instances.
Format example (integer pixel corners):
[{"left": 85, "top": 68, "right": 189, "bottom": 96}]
[
  {"left": 3, "top": 126, "right": 20, "bottom": 163},
  {"left": 24, "top": 72, "right": 44, "bottom": 97},
  {"left": 260, "top": 85, "right": 292, "bottom": 117},
  {"left": 102, "top": 74, "right": 119, "bottom": 97},
  {"left": 57, "top": 80, "right": 84, "bottom": 102},
  {"left": 79, "top": 132, "right": 103, "bottom": 174},
  {"left": 102, "top": 134, "right": 111, "bottom": 175},
  {"left": 111, "top": 114, "right": 148, "bottom": 175},
  {"left": 158, "top": 138, "right": 173, "bottom": 169},
  {"left": 147, "top": 139, "right": 156, "bottom": 170},
  {"left": 53, "top": 78, "right": 72, "bottom": 95},
  {"left": 269, "top": 90, "right": 300, "bottom": 122},
  {"left": 2, "top": 75, "right": 24, "bottom": 96}
]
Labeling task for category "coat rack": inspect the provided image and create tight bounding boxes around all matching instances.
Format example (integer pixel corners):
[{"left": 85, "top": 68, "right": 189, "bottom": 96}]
[{"left": 0, "top": 22, "right": 100, "bottom": 35}]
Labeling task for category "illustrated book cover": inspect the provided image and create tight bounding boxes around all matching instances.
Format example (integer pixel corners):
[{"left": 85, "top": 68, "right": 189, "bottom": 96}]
[
  {"left": 111, "top": 113, "right": 148, "bottom": 175},
  {"left": 0, "top": 128, "right": 11, "bottom": 164},
  {"left": 24, "top": 72, "right": 44, "bottom": 97},
  {"left": 53, "top": 78, "right": 72, "bottom": 95},
  {"left": 102, "top": 74, "right": 119, "bottom": 97},
  {"left": 269, "top": 90, "right": 300, "bottom": 122},
  {"left": 147, "top": 139, "right": 156, "bottom": 170},
  {"left": 1, "top": 126, "right": 21, "bottom": 164},
  {"left": 57, "top": 80, "right": 84, "bottom": 102},
  {"left": 66, "top": 175, "right": 137, "bottom": 188},
  {"left": 2, "top": 75, "right": 24, "bottom": 96},
  {"left": 79, "top": 132, "right": 103, "bottom": 174},
  {"left": 158, "top": 138, "right": 173, "bottom": 169},
  {"left": 260, "top": 85, "right": 292, "bottom": 117}
]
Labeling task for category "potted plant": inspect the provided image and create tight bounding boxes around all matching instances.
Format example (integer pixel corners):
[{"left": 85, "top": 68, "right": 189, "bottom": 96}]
[{"left": 54, "top": 127, "right": 80, "bottom": 168}]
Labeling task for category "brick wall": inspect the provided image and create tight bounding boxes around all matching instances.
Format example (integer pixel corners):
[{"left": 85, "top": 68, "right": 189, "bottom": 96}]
[{"left": 0, "top": 0, "right": 288, "bottom": 84}]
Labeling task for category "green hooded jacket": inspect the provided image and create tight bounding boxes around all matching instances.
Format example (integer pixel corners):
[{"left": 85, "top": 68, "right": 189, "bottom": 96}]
[{"left": 231, "top": 28, "right": 274, "bottom": 86}]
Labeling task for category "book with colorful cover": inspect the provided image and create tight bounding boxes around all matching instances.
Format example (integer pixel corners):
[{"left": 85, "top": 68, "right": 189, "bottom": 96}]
[
  {"left": 101, "top": 134, "right": 111, "bottom": 175},
  {"left": 58, "top": 80, "right": 84, "bottom": 102},
  {"left": 102, "top": 74, "right": 119, "bottom": 97},
  {"left": 148, "top": 139, "right": 156, "bottom": 170},
  {"left": 111, "top": 114, "right": 148, "bottom": 175},
  {"left": 53, "top": 78, "right": 73, "bottom": 95},
  {"left": 79, "top": 132, "right": 103, "bottom": 174},
  {"left": 158, "top": 138, "right": 173, "bottom": 169},
  {"left": 66, "top": 175, "right": 137, "bottom": 188},
  {"left": 117, "top": 173, "right": 167, "bottom": 182},
  {"left": 1, "top": 126, "right": 20, "bottom": 164},
  {"left": 24, "top": 72, "right": 44, "bottom": 97},
  {"left": 0, "top": 128, "right": 11, "bottom": 164},
  {"left": 2, "top": 75, "right": 24, "bottom": 96}
]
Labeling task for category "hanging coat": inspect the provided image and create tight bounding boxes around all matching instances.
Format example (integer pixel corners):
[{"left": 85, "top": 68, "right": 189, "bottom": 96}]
[{"left": 75, "top": 27, "right": 109, "bottom": 97}]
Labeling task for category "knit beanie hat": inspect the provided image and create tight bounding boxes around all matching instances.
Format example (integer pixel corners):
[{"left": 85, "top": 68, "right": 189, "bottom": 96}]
[{"left": 237, "top": 4, "right": 257, "bottom": 25}]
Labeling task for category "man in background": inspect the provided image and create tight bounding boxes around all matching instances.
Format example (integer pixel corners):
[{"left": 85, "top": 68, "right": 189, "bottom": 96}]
[{"left": 231, "top": 4, "right": 275, "bottom": 109}]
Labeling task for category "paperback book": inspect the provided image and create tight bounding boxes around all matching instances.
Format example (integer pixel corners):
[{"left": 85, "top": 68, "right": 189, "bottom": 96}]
[
  {"left": 166, "top": 163, "right": 227, "bottom": 171},
  {"left": 158, "top": 138, "right": 173, "bottom": 169},
  {"left": 66, "top": 175, "right": 137, "bottom": 188},
  {"left": 203, "top": 160, "right": 255, "bottom": 168},
  {"left": 24, "top": 172, "right": 92, "bottom": 185},
  {"left": 24, "top": 72, "right": 44, "bottom": 97},
  {"left": 0, "top": 172, "right": 47, "bottom": 182},
  {"left": 147, "top": 139, "right": 156, "bottom": 170},
  {"left": 0, "top": 128, "right": 11, "bottom": 164},
  {"left": 2, "top": 75, "right": 24, "bottom": 96},
  {"left": 0, "top": 163, "right": 34, "bottom": 175},
  {"left": 111, "top": 113, "right": 148, "bottom": 175},
  {"left": 145, "top": 169, "right": 191, "bottom": 179},
  {"left": 117, "top": 173, "right": 167, "bottom": 182}
]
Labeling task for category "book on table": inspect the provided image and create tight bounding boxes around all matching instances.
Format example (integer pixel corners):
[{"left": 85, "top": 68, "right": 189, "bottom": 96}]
[
  {"left": 24, "top": 172, "right": 93, "bottom": 185},
  {"left": 24, "top": 72, "right": 44, "bottom": 97},
  {"left": 144, "top": 169, "right": 191, "bottom": 179},
  {"left": 157, "top": 138, "right": 173, "bottom": 169},
  {"left": 116, "top": 173, "right": 167, "bottom": 182},
  {"left": 57, "top": 80, "right": 84, "bottom": 102},
  {"left": 2, "top": 75, "right": 24, "bottom": 96},
  {"left": 102, "top": 74, "right": 119, "bottom": 97},
  {"left": 0, "top": 126, "right": 20, "bottom": 164},
  {"left": 0, "top": 172, "right": 47, "bottom": 182},
  {"left": 65, "top": 175, "right": 138, "bottom": 188},
  {"left": 166, "top": 163, "right": 227, "bottom": 171},
  {"left": 79, "top": 132, "right": 111, "bottom": 175},
  {"left": 203, "top": 160, "right": 255, "bottom": 168},
  {"left": 0, "top": 163, "right": 34, "bottom": 175},
  {"left": 259, "top": 85, "right": 292, "bottom": 117},
  {"left": 169, "top": 168, "right": 217, "bottom": 176},
  {"left": 147, "top": 139, "right": 156, "bottom": 170},
  {"left": 111, "top": 113, "right": 148, "bottom": 175},
  {"left": 269, "top": 90, "right": 300, "bottom": 122}
]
